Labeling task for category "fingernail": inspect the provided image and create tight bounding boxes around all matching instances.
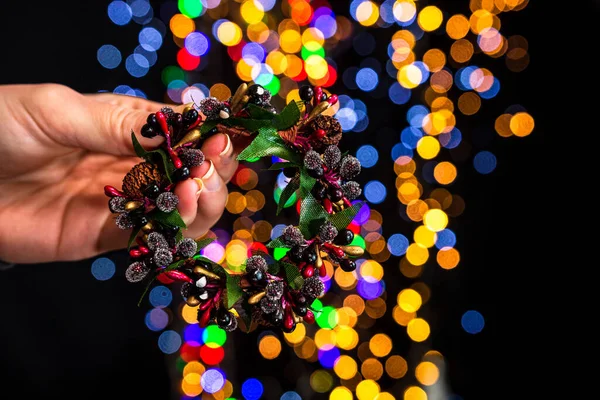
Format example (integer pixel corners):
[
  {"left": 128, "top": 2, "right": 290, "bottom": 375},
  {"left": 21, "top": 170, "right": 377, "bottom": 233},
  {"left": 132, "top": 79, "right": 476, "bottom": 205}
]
[
  {"left": 219, "top": 134, "right": 234, "bottom": 165},
  {"left": 200, "top": 161, "right": 221, "bottom": 192},
  {"left": 193, "top": 178, "right": 204, "bottom": 197}
]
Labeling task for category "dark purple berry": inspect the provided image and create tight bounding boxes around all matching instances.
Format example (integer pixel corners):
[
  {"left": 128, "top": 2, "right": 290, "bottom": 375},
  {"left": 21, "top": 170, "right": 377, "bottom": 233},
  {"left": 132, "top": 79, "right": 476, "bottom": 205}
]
[
  {"left": 289, "top": 246, "right": 304, "bottom": 262},
  {"left": 250, "top": 268, "right": 266, "bottom": 285},
  {"left": 329, "top": 187, "right": 343, "bottom": 202},
  {"left": 156, "top": 192, "right": 179, "bottom": 213},
  {"left": 147, "top": 114, "right": 158, "bottom": 126},
  {"left": 183, "top": 109, "right": 198, "bottom": 125},
  {"left": 304, "top": 250, "right": 317, "bottom": 264},
  {"left": 141, "top": 124, "right": 157, "bottom": 138},
  {"left": 342, "top": 181, "right": 362, "bottom": 200},
  {"left": 217, "top": 308, "right": 232, "bottom": 328},
  {"left": 294, "top": 305, "right": 307, "bottom": 317},
  {"left": 173, "top": 167, "right": 190, "bottom": 182},
  {"left": 335, "top": 229, "right": 354, "bottom": 245},
  {"left": 319, "top": 93, "right": 328, "bottom": 102},
  {"left": 307, "top": 165, "right": 324, "bottom": 179},
  {"left": 340, "top": 259, "right": 356, "bottom": 272},
  {"left": 313, "top": 183, "right": 327, "bottom": 200},
  {"left": 144, "top": 183, "right": 160, "bottom": 199},
  {"left": 299, "top": 86, "right": 314, "bottom": 102}
]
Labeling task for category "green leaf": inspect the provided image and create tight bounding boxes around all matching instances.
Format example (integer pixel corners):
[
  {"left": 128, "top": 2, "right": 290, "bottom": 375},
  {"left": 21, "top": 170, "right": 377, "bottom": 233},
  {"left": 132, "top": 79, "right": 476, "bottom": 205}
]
[
  {"left": 328, "top": 202, "right": 364, "bottom": 231},
  {"left": 226, "top": 275, "right": 243, "bottom": 309},
  {"left": 195, "top": 237, "right": 215, "bottom": 250},
  {"left": 131, "top": 131, "right": 148, "bottom": 158},
  {"left": 239, "top": 300, "right": 253, "bottom": 332},
  {"left": 150, "top": 209, "right": 187, "bottom": 228},
  {"left": 194, "top": 255, "right": 227, "bottom": 279},
  {"left": 246, "top": 103, "right": 277, "bottom": 120},
  {"left": 200, "top": 120, "right": 219, "bottom": 135},
  {"left": 149, "top": 148, "right": 176, "bottom": 183},
  {"left": 237, "top": 127, "right": 299, "bottom": 162},
  {"left": 277, "top": 176, "right": 300, "bottom": 215},
  {"left": 268, "top": 161, "right": 298, "bottom": 171},
  {"left": 227, "top": 117, "right": 271, "bottom": 133},
  {"left": 299, "top": 194, "right": 328, "bottom": 238},
  {"left": 281, "top": 261, "right": 304, "bottom": 290},
  {"left": 267, "top": 261, "right": 280, "bottom": 275},
  {"left": 175, "top": 229, "right": 184, "bottom": 244},
  {"left": 299, "top": 168, "right": 317, "bottom": 199},
  {"left": 127, "top": 226, "right": 142, "bottom": 250},
  {"left": 165, "top": 259, "right": 187, "bottom": 272},
  {"left": 267, "top": 237, "right": 289, "bottom": 249},
  {"left": 274, "top": 101, "right": 301, "bottom": 130}
]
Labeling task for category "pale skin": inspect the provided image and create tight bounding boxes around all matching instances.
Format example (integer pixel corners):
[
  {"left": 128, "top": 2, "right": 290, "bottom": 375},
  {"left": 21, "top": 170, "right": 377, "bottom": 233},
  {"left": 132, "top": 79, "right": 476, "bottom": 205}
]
[{"left": 0, "top": 83, "right": 245, "bottom": 264}]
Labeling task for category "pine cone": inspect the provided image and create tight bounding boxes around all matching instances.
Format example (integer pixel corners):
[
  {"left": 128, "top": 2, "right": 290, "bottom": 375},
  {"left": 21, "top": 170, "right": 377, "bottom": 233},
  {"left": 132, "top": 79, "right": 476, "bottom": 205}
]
[
  {"left": 308, "top": 115, "right": 343, "bottom": 150},
  {"left": 122, "top": 162, "right": 163, "bottom": 198}
]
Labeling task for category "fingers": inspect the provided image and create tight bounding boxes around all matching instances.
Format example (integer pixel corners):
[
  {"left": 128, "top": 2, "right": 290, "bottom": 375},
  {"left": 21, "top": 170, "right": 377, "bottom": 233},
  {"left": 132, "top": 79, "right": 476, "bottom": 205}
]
[
  {"left": 174, "top": 160, "right": 228, "bottom": 238},
  {"left": 192, "top": 134, "right": 238, "bottom": 183},
  {"left": 85, "top": 93, "right": 167, "bottom": 112}
]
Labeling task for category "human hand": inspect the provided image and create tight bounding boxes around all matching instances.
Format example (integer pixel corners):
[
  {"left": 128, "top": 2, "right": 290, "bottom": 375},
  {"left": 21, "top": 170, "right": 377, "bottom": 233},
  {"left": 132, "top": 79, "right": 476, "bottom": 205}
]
[{"left": 0, "top": 84, "right": 240, "bottom": 263}]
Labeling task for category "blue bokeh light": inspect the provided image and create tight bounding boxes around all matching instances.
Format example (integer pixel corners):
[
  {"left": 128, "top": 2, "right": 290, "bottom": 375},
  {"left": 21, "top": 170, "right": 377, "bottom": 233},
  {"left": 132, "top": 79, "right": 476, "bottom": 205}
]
[
  {"left": 479, "top": 77, "right": 501, "bottom": 99},
  {"left": 391, "top": 143, "right": 414, "bottom": 160},
  {"left": 184, "top": 323, "right": 204, "bottom": 343},
  {"left": 149, "top": 285, "right": 172, "bottom": 307},
  {"left": 125, "top": 53, "right": 149, "bottom": 77},
  {"left": 356, "top": 68, "right": 378, "bottom": 92},
  {"left": 134, "top": 45, "right": 157, "bottom": 67},
  {"left": 401, "top": 127, "right": 423, "bottom": 149},
  {"left": 407, "top": 105, "right": 429, "bottom": 127},
  {"left": 336, "top": 108, "right": 358, "bottom": 131},
  {"left": 436, "top": 229, "right": 457, "bottom": 250},
  {"left": 108, "top": 1, "right": 132, "bottom": 25},
  {"left": 364, "top": 181, "right": 387, "bottom": 204},
  {"left": 185, "top": 32, "right": 210, "bottom": 56},
  {"left": 139, "top": 27, "right": 163, "bottom": 51},
  {"left": 313, "top": 11, "right": 337, "bottom": 39},
  {"left": 461, "top": 310, "right": 485, "bottom": 334},
  {"left": 473, "top": 151, "right": 497, "bottom": 174},
  {"left": 91, "top": 257, "right": 115, "bottom": 281},
  {"left": 145, "top": 307, "right": 169, "bottom": 331},
  {"left": 97, "top": 45, "right": 122, "bottom": 69},
  {"left": 242, "top": 378, "right": 264, "bottom": 400},
  {"left": 318, "top": 347, "right": 341, "bottom": 368},
  {"left": 439, "top": 127, "right": 462, "bottom": 149},
  {"left": 389, "top": 82, "right": 412, "bottom": 105},
  {"left": 281, "top": 391, "right": 302, "bottom": 400},
  {"left": 387, "top": 234, "right": 409, "bottom": 256},
  {"left": 113, "top": 84, "right": 135, "bottom": 96},
  {"left": 157, "top": 330, "right": 181, "bottom": 354},
  {"left": 356, "top": 145, "right": 379, "bottom": 168},
  {"left": 201, "top": 369, "right": 225, "bottom": 394},
  {"left": 356, "top": 279, "right": 384, "bottom": 300}
]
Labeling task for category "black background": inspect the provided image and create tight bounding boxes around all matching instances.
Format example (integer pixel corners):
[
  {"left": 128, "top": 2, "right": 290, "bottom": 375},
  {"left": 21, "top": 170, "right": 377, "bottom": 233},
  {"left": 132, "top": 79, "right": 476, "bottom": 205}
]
[{"left": 0, "top": 1, "right": 548, "bottom": 399}]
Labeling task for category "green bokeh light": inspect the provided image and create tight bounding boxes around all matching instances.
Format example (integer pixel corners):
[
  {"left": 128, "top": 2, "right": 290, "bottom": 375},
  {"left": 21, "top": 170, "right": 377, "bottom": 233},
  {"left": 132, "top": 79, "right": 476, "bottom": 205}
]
[
  {"left": 316, "top": 305, "right": 338, "bottom": 329},
  {"left": 301, "top": 45, "right": 325, "bottom": 60},
  {"left": 273, "top": 247, "right": 290, "bottom": 261},
  {"left": 273, "top": 187, "right": 297, "bottom": 208},
  {"left": 178, "top": 0, "right": 203, "bottom": 18},
  {"left": 161, "top": 66, "right": 185, "bottom": 86},
  {"left": 350, "top": 234, "right": 366, "bottom": 250},
  {"left": 264, "top": 75, "right": 281, "bottom": 96},
  {"left": 202, "top": 325, "right": 226, "bottom": 348}
]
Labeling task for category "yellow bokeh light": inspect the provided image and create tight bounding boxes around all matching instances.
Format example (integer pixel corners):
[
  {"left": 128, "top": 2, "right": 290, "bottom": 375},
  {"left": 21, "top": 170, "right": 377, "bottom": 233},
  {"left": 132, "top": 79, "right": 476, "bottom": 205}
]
[
  {"left": 361, "top": 358, "right": 384, "bottom": 381},
  {"left": 365, "top": 297, "right": 387, "bottom": 319},
  {"left": 182, "top": 379, "right": 203, "bottom": 397},
  {"left": 295, "top": 337, "right": 317, "bottom": 360},
  {"left": 217, "top": 21, "right": 243, "bottom": 46},
  {"left": 422, "top": 111, "right": 448, "bottom": 136},
  {"left": 284, "top": 321, "right": 306, "bottom": 345},
  {"left": 397, "top": 289, "right": 422, "bottom": 313},
  {"left": 404, "top": 386, "right": 427, "bottom": 400},
  {"left": 375, "top": 393, "right": 396, "bottom": 400},
  {"left": 446, "top": 14, "right": 470, "bottom": 39},
  {"left": 344, "top": 294, "right": 366, "bottom": 315},
  {"left": 226, "top": 191, "right": 247, "bottom": 214},
  {"left": 236, "top": 59, "right": 254, "bottom": 81},
  {"left": 356, "top": 379, "right": 380, "bottom": 400},
  {"left": 315, "top": 328, "right": 337, "bottom": 350},
  {"left": 266, "top": 50, "right": 288, "bottom": 75},
  {"left": 414, "top": 225, "right": 437, "bottom": 248},
  {"left": 182, "top": 304, "right": 199, "bottom": 324},
  {"left": 510, "top": 112, "right": 535, "bottom": 137},
  {"left": 495, "top": 113, "right": 513, "bottom": 137},
  {"left": 398, "top": 64, "right": 423, "bottom": 89},
  {"left": 437, "top": 248, "right": 460, "bottom": 269},
  {"left": 240, "top": 0, "right": 264, "bottom": 24},
  {"left": 335, "top": 326, "right": 359, "bottom": 350},
  {"left": 170, "top": 14, "right": 195, "bottom": 39},
  {"left": 335, "top": 267, "right": 357, "bottom": 290},
  {"left": 334, "top": 355, "right": 358, "bottom": 380},
  {"left": 422, "top": 49, "right": 446, "bottom": 72},
  {"left": 418, "top": 6, "right": 443, "bottom": 32},
  {"left": 247, "top": 22, "right": 270, "bottom": 43},
  {"left": 225, "top": 239, "right": 247, "bottom": 267},
  {"left": 416, "top": 136, "right": 440, "bottom": 160},
  {"left": 423, "top": 209, "right": 448, "bottom": 232},
  {"left": 407, "top": 318, "right": 431, "bottom": 342},
  {"left": 304, "top": 55, "right": 328, "bottom": 79},
  {"left": 310, "top": 370, "right": 334, "bottom": 393},
  {"left": 433, "top": 162, "right": 458, "bottom": 185},
  {"left": 385, "top": 355, "right": 408, "bottom": 379},
  {"left": 302, "top": 27, "right": 325, "bottom": 50},
  {"left": 393, "top": 0, "right": 417, "bottom": 23},
  {"left": 336, "top": 307, "right": 358, "bottom": 328},
  {"left": 184, "top": 361, "right": 206, "bottom": 378},
  {"left": 259, "top": 335, "right": 282, "bottom": 359},
  {"left": 450, "top": 39, "right": 474, "bottom": 63},
  {"left": 406, "top": 243, "right": 428, "bottom": 266},
  {"left": 415, "top": 361, "right": 440, "bottom": 386},
  {"left": 356, "top": 1, "right": 380, "bottom": 26},
  {"left": 245, "top": 190, "right": 265, "bottom": 212},
  {"left": 406, "top": 199, "right": 429, "bottom": 222},
  {"left": 392, "top": 30, "right": 416, "bottom": 49},
  {"left": 330, "top": 386, "right": 353, "bottom": 400},
  {"left": 369, "top": 334, "right": 393, "bottom": 358},
  {"left": 458, "top": 92, "right": 481, "bottom": 115},
  {"left": 360, "top": 259, "right": 384, "bottom": 282},
  {"left": 280, "top": 29, "right": 302, "bottom": 53},
  {"left": 184, "top": 371, "right": 200, "bottom": 385}
]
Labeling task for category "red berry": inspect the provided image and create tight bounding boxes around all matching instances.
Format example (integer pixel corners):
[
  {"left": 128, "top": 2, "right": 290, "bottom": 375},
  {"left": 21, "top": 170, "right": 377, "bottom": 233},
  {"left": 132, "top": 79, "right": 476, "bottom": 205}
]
[
  {"left": 304, "top": 310, "right": 315, "bottom": 324},
  {"left": 129, "top": 248, "right": 142, "bottom": 258},
  {"left": 155, "top": 111, "right": 169, "bottom": 135},
  {"left": 104, "top": 185, "right": 124, "bottom": 198},
  {"left": 327, "top": 94, "right": 338, "bottom": 105},
  {"left": 319, "top": 265, "right": 327, "bottom": 277},
  {"left": 302, "top": 265, "right": 314, "bottom": 278}
]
